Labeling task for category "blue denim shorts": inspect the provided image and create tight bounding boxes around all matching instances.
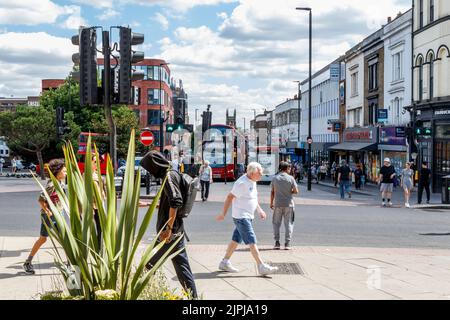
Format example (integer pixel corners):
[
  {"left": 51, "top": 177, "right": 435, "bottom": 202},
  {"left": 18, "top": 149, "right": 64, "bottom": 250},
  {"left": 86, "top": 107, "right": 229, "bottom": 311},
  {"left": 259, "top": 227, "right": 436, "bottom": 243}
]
[{"left": 232, "top": 218, "right": 257, "bottom": 245}]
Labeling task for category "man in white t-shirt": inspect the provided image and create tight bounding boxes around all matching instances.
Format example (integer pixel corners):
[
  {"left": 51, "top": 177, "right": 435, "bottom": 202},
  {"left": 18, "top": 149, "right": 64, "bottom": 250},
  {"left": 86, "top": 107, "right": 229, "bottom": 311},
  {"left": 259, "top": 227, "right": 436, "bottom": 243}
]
[{"left": 216, "top": 162, "right": 278, "bottom": 276}]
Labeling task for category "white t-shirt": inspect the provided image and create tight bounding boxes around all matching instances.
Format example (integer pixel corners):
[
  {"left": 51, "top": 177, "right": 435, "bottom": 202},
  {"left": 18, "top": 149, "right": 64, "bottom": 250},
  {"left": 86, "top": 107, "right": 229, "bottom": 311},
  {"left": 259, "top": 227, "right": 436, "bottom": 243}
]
[{"left": 230, "top": 174, "right": 258, "bottom": 219}]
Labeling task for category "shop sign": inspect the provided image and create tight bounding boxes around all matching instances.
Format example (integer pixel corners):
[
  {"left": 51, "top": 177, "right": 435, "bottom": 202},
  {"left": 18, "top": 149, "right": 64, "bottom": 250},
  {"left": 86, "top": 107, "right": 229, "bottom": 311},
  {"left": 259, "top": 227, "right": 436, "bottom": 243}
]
[
  {"left": 377, "top": 109, "right": 388, "bottom": 122},
  {"left": 343, "top": 127, "right": 377, "bottom": 143},
  {"left": 379, "top": 127, "right": 406, "bottom": 145},
  {"left": 434, "top": 109, "right": 450, "bottom": 116},
  {"left": 330, "top": 64, "right": 340, "bottom": 82},
  {"left": 395, "top": 127, "right": 406, "bottom": 137}
]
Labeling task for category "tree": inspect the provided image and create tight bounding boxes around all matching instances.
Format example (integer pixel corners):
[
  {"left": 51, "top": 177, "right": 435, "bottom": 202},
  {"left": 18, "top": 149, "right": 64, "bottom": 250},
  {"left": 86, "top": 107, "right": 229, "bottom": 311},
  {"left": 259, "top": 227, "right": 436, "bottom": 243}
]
[
  {"left": 90, "top": 105, "right": 141, "bottom": 158},
  {"left": 0, "top": 106, "right": 68, "bottom": 179}
]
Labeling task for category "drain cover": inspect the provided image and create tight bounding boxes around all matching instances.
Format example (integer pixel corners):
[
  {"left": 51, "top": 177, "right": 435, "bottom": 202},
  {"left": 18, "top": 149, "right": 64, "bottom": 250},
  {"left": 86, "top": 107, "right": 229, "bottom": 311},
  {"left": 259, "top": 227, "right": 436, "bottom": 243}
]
[{"left": 265, "top": 262, "right": 304, "bottom": 275}]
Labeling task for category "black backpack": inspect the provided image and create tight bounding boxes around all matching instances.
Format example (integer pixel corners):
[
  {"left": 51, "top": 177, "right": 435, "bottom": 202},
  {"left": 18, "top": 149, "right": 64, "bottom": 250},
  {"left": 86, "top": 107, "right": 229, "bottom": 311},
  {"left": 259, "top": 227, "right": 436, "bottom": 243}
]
[{"left": 174, "top": 171, "right": 199, "bottom": 218}]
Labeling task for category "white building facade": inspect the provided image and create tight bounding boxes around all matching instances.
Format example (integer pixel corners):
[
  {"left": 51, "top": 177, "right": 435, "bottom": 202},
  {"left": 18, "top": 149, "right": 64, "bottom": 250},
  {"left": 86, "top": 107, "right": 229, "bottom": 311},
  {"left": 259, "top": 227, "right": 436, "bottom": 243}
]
[
  {"left": 345, "top": 44, "right": 365, "bottom": 128},
  {"left": 413, "top": 0, "right": 450, "bottom": 192},
  {"left": 383, "top": 10, "right": 413, "bottom": 127},
  {"left": 300, "top": 61, "right": 341, "bottom": 164}
]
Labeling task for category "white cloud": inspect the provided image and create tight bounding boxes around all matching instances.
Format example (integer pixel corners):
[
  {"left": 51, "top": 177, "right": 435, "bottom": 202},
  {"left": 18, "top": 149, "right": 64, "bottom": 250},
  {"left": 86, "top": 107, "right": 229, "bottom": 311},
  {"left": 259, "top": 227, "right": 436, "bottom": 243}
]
[
  {"left": 0, "top": 1, "right": 86, "bottom": 27},
  {"left": 217, "top": 12, "right": 228, "bottom": 19},
  {"left": 157, "top": 0, "right": 411, "bottom": 128},
  {"left": 60, "top": 6, "right": 88, "bottom": 30},
  {"left": 130, "top": 0, "right": 237, "bottom": 12},
  {"left": 0, "top": 32, "right": 73, "bottom": 97},
  {"left": 153, "top": 12, "right": 169, "bottom": 31},
  {"left": 71, "top": 0, "right": 114, "bottom": 9},
  {"left": 97, "top": 8, "right": 120, "bottom": 21}
]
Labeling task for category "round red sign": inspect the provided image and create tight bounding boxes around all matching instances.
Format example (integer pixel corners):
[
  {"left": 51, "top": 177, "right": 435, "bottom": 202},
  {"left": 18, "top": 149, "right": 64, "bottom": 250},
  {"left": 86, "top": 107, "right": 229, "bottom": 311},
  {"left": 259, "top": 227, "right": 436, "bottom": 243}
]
[{"left": 140, "top": 131, "right": 154, "bottom": 146}]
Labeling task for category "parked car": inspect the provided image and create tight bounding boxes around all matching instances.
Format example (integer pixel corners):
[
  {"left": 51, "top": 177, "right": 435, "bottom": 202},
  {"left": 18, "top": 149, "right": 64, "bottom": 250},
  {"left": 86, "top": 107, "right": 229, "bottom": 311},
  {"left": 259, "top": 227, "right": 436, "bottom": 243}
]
[{"left": 116, "top": 156, "right": 149, "bottom": 186}]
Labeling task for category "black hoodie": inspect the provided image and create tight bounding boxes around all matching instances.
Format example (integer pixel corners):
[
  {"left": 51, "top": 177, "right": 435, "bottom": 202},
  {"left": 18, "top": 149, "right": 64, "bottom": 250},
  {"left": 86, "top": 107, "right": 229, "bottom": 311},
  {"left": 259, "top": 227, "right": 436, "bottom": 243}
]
[{"left": 141, "top": 151, "right": 184, "bottom": 234}]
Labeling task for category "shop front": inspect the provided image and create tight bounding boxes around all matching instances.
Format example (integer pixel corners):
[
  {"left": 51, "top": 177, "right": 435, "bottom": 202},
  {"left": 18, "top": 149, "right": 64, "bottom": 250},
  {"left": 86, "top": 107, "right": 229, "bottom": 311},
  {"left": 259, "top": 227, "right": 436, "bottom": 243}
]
[
  {"left": 416, "top": 106, "right": 450, "bottom": 193},
  {"left": 378, "top": 126, "right": 408, "bottom": 176},
  {"left": 329, "top": 126, "right": 379, "bottom": 182}
]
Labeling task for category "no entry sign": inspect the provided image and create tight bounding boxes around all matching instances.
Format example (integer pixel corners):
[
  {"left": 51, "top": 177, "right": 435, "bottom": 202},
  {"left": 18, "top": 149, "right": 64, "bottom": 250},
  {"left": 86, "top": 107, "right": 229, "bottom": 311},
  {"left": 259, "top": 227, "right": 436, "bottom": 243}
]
[{"left": 140, "top": 131, "right": 154, "bottom": 146}]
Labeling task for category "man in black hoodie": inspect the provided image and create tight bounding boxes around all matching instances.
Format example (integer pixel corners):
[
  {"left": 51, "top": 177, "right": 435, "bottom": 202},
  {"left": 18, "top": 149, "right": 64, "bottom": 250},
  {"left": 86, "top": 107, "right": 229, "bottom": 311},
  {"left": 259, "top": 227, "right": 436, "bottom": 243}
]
[{"left": 141, "top": 150, "right": 198, "bottom": 298}]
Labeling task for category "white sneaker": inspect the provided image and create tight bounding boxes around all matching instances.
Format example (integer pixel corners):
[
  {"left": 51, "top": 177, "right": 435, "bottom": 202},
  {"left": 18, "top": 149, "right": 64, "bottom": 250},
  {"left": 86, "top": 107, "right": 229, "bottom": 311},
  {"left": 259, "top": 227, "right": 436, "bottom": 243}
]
[
  {"left": 388, "top": 201, "right": 393, "bottom": 207},
  {"left": 219, "top": 260, "right": 239, "bottom": 273},
  {"left": 258, "top": 263, "right": 278, "bottom": 276},
  {"left": 405, "top": 202, "right": 410, "bottom": 208},
  {"left": 382, "top": 201, "right": 386, "bottom": 207}
]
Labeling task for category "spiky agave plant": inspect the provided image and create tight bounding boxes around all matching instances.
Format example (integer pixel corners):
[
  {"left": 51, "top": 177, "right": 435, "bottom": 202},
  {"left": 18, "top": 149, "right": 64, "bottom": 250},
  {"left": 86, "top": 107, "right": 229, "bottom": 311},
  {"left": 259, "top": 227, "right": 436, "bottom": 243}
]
[{"left": 35, "top": 130, "right": 181, "bottom": 300}]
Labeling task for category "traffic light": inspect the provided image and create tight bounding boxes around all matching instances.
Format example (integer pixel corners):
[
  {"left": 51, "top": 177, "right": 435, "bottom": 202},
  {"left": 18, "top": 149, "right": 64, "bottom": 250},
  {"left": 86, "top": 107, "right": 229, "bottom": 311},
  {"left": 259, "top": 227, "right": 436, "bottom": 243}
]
[
  {"left": 166, "top": 124, "right": 193, "bottom": 132},
  {"left": 71, "top": 27, "right": 98, "bottom": 106},
  {"left": 119, "top": 27, "right": 145, "bottom": 104},
  {"left": 415, "top": 127, "right": 432, "bottom": 136},
  {"left": 56, "top": 107, "right": 71, "bottom": 138}
]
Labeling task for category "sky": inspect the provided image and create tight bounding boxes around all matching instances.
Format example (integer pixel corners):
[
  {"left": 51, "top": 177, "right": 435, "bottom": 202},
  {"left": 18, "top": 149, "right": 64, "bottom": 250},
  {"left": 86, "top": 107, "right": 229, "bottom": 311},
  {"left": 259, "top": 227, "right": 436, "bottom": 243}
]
[{"left": 0, "top": 0, "right": 412, "bottom": 129}]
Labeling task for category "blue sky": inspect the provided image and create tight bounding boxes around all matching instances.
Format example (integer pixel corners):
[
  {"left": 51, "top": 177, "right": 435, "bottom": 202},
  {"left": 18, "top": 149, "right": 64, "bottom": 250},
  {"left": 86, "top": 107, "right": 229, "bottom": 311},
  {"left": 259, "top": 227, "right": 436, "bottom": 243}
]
[{"left": 0, "top": 0, "right": 412, "bottom": 127}]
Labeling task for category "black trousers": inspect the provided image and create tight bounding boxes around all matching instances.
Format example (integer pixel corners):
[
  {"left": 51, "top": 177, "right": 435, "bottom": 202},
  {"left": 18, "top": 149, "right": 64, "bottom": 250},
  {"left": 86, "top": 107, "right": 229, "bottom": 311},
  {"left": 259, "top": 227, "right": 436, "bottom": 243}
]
[
  {"left": 146, "top": 236, "right": 198, "bottom": 298},
  {"left": 418, "top": 183, "right": 431, "bottom": 203},
  {"left": 355, "top": 176, "right": 361, "bottom": 189},
  {"left": 200, "top": 180, "right": 210, "bottom": 200}
]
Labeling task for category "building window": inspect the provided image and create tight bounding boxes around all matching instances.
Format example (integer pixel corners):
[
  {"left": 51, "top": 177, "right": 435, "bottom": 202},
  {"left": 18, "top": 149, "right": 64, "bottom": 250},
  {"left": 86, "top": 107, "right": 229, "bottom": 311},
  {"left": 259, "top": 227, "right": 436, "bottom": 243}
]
[
  {"left": 351, "top": 72, "right": 358, "bottom": 96},
  {"left": 147, "top": 89, "right": 165, "bottom": 105},
  {"left": 369, "top": 103, "right": 377, "bottom": 125},
  {"left": 355, "top": 108, "right": 361, "bottom": 126},
  {"left": 429, "top": 54, "right": 434, "bottom": 99},
  {"left": 147, "top": 110, "right": 161, "bottom": 125},
  {"left": 418, "top": 57, "right": 424, "bottom": 101},
  {"left": 430, "top": 0, "right": 434, "bottom": 23},
  {"left": 419, "top": 0, "right": 424, "bottom": 28},
  {"left": 392, "top": 98, "right": 401, "bottom": 125},
  {"left": 368, "top": 62, "right": 378, "bottom": 90},
  {"left": 392, "top": 52, "right": 402, "bottom": 81}
]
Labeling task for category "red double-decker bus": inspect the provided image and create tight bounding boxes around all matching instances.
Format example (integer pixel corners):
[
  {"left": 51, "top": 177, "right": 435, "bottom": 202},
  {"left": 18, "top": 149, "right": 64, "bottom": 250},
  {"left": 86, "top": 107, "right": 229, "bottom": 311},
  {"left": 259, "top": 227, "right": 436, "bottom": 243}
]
[
  {"left": 203, "top": 124, "right": 246, "bottom": 181},
  {"left": 77, "top": 132, "right": 109, "bottom": 174}
]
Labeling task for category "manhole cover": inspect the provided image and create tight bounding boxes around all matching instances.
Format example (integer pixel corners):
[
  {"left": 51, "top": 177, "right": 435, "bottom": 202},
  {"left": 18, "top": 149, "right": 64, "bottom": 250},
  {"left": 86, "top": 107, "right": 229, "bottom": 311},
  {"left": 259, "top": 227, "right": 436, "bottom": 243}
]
[{"left": 265, "top": 262, "right": 304, "bottom": 275}]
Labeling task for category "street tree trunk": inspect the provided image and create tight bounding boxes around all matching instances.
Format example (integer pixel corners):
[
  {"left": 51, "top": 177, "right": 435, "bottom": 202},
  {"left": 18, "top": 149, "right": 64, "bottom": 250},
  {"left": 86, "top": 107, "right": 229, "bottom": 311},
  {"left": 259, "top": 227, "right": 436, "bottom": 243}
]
[{"left": 36, "top": 150, "right": 45, "bottom": 180}]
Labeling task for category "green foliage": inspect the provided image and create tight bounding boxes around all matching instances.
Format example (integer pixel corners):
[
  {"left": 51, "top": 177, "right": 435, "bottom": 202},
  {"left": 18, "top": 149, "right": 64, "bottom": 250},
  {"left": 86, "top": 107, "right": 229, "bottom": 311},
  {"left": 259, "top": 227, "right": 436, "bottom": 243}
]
[{"left": 35, "top": 130, "right": 182, "bottom": 300}]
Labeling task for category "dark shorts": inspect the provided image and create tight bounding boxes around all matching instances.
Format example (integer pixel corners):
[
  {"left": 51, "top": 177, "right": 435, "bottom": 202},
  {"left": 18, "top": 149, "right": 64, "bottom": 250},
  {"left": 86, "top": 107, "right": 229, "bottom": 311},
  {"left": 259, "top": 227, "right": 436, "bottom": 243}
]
[
  {"left": 232, "top": 218, "right": 257, "bottom": 245},
  {"left": 40, "top": 214, "right": 57, "bottom": 237}
]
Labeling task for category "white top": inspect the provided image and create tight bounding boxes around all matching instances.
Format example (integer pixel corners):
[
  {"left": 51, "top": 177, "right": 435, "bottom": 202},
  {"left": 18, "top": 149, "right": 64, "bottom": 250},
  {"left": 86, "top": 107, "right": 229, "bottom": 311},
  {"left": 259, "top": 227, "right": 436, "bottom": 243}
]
[{"left": 230, "top": 174, "right": 258, "bottom": 219}]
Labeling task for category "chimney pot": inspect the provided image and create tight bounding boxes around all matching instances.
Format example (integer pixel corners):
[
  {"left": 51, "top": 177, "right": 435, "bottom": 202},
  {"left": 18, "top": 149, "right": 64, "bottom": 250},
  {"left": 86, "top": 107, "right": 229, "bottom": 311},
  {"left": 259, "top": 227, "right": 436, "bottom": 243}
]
[{"left": 387, "top": 16, "right": 392, "bottom": 23}]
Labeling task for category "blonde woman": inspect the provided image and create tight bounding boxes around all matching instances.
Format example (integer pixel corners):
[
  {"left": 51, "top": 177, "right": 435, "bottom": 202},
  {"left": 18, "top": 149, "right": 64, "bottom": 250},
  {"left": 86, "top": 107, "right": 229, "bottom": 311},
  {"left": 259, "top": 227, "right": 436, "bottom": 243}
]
[{"left": 401, "top": 162, "right": 414, "bottom": 208}]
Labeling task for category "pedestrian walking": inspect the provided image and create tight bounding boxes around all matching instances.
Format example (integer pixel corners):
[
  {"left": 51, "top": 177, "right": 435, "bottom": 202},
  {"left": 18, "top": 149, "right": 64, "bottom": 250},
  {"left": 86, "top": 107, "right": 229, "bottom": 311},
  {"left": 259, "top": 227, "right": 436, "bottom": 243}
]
[
  {"left": 11, "top": 156, "right": 17, "bottom": 174},
  {"left": 378, "top": 157, "right": 396, "bottom": 207},
  {"left": 142, "top": 150, "right": 198, "bottom": 298},
  {"left": 354, "top": 164, "right": 363, "bottom": 190},
  {"left": 199, "top": 159, "right": 213, "bottom": 202},
  {"left": 0, "top": 157, "right": 4, "bottom": 175},
  {"left": 91, "top": 155, "right": 106, "bottom": 249},
  {"left": 334, "top": 163, "right": 340, "bottom": 187},
  {"left": 269, "top": 161, "right": 298, "bottom": 250},
  {"left": 23, "top": 159, "right": 66, "bottom": 275},
  {"left": 418, "top": 161, "right": 432, "bottom": 204},
  {"left": 338, "top": 160, "right": 352, "bottom": 199},
  {"left": 401, "top": 162, "right": 414, "bottom": 208},
  {"left": 216, "top": 162, "right": 278, "bottom": 276}
]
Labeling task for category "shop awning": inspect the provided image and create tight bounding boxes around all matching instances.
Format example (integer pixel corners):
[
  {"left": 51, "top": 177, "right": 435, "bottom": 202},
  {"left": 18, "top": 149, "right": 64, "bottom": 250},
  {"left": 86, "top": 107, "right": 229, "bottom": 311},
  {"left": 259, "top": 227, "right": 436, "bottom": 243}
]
[{"left": 328, "top": 142, "right": 377, "bottom": 151}]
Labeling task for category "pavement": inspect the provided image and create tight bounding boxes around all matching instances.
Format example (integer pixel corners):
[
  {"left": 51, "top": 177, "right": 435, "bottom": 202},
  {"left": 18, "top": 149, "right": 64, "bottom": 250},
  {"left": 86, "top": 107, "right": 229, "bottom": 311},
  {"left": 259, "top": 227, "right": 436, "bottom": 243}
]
[
  {"left": 2, "top": 175, "right": 450, "bottom": 300},
  {"left": 2, "top": 236, "right": 450, "bottom": 300}
]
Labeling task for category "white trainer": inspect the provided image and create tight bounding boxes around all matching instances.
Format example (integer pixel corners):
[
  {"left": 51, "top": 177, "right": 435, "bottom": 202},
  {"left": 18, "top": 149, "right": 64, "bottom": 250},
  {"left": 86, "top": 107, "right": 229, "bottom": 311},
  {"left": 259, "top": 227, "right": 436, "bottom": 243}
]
[
  {"left": 382, "top": 201, "right": 386, "bottom": 207},
  {"left": 405, "top": 202, "right": 410, "bottom": 208},
  {"left": 219, "top": 260, "right": 239, "bottom": 273},
  {"left": 258, "top": 263, "right": 278, "bottom": 276},
  {"left": 388, "top": 201, "right": 393, "bottom": 207}
]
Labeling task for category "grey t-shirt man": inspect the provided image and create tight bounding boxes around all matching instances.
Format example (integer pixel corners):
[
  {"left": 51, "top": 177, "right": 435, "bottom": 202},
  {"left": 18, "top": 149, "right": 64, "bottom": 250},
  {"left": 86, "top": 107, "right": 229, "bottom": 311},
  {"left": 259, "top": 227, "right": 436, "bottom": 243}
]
[{"left": 271, "top": 172, "right": 298, "bottom": 207}]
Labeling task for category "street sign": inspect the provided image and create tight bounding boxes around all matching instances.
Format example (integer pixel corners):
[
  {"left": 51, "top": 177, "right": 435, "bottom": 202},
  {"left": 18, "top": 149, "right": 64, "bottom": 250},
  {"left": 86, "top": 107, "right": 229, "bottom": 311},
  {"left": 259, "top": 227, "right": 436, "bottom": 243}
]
[{"left": 140, "top": 131, "right": 154, "bottom": 146}]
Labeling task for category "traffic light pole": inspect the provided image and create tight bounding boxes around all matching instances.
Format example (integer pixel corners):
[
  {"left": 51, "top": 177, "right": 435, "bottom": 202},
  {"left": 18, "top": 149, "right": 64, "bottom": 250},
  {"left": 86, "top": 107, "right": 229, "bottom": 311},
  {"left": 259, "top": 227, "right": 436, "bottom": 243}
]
[{"left": 103, "top": 30, "right": 117, "bottom": 173}]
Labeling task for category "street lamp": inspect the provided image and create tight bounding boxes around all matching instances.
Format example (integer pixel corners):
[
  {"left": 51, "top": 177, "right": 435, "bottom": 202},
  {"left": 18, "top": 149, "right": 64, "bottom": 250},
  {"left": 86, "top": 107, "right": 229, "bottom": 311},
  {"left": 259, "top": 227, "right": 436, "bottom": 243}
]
[
  {"left": 159, "top": 62, "right": 170, "bottom": 153},
  {"left": 296, "top": 6, "right": 312, "bottom": 191}
]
